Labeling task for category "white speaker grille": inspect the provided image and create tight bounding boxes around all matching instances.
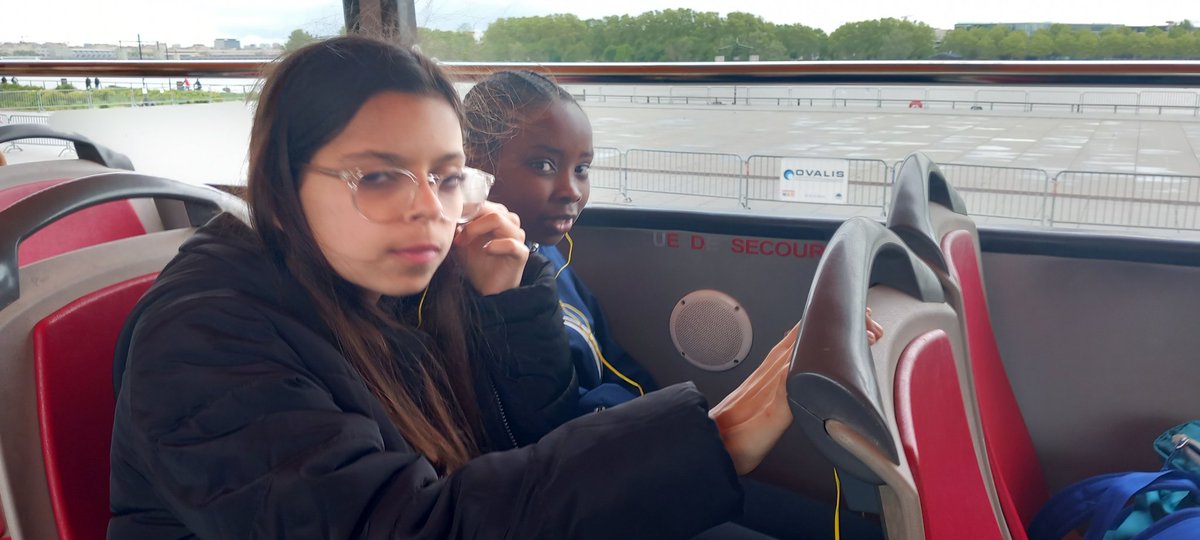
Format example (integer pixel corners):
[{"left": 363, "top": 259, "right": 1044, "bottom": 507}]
[{"left": 669, "top": 290, "right": 753, "bottom": 372}]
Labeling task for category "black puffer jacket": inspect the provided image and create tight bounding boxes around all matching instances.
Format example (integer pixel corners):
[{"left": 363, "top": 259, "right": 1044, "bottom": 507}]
[{"left": 108, "top": 214, "right": 742, "bottom": 539}]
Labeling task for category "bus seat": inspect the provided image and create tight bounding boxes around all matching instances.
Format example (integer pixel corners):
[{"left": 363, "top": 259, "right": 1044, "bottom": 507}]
[
  {"left": 943, "top": 227, "right": 1047, "bottom": 535},
  {"left": 788, "top": 217, "right": 1007, "bottom": 540},
  {"left": 34, "top": 275, "right": 157, "bottom": 540},
  {"left": 0, "top": 125, "right": 167, "bottom": 266},
  {"left": 0, "top": 173, "right": 245, "bottom": 540},
  {"left": 887, "top": 152, "right": 1048, "bottom": 537},
  {"left": 0, "top": 125, "right": 134, "bottom": 172},
  {"left": 0, "top": 180, "right": 147, "bottom": 266},
  {"left": 894, "top": 329, "right": 1005, "bottom": 540}
]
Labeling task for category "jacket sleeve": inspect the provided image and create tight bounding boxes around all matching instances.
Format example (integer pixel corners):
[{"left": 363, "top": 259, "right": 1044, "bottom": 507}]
[
  {"left": 473, "top": 252, "right": 578, "bottom": 444},
  {"left": 368, "top": 383, "right": 744, "bottom": 540},
  {"left": 118, "top": 297, "right": 741, "bottom": 540}
]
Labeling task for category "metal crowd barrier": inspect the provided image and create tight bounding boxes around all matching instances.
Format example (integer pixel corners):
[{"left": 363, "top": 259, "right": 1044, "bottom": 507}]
[
  {"left": 590, "top": 146, "right": 628, "bottom": 201},
  {"left": 587, "top": 146, "right": 1200, "bottom": 232},
  {"left": 1049, "top": 171, "right": 1200, "bottom": 231},
  {"left": 567, "top": 86, "right": 1200, "bottom": 117},
  {"left": 746, "top": 155, "right": 891, "bottom": 211},
  {"left": 4, "top": 83, "right": 1197, "bottom": 116},
  {"left": 623, "top": 149, "right": 744, "bottom": 202},
  {"left": 6, "top": 85, "right": 1195, "bottom": 116},
  {"left": 0, "top": 114, "right": 74, "bottom": 155},
  {"left": 0, "top": 88, "right": 247, "bottom": 113},
  {"left": 4, "top": 110, "right": 1199, "bottom": 233},
  {"left": 930, "top": 163, "right": 1051, "bottom": 225}
]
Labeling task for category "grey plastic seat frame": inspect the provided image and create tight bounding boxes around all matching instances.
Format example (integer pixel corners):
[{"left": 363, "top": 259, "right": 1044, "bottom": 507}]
[
  {"left": 0, "top": 173, "right": 245, "bottom": 540},
  {"left": 786, "top": 216, "right": 1007, "bottom": 540}
]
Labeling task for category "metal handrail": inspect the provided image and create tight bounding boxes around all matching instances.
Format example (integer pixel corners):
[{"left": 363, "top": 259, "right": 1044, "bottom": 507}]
[{"left": 3, "top": 60, "right": 1200, "bottom": 86}]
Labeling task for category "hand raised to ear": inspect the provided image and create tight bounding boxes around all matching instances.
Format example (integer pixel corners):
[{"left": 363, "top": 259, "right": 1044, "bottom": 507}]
[{"left": 453, "top": 202, "right": 528, "bottom": 296}]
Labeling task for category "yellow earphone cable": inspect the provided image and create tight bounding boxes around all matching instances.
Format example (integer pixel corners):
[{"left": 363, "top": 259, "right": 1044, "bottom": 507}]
[
  {"left": 416, "top": 287, "right": 430, "bottom": 327},
  {"left": 559, "top": 301, "right": 645, "bottom": 397},
  {"left": 833, "top": 468, "right": 842, "bottom": 540},
  {"left": 555, "top": 232, "right": 574, "bottom": 279},
  {"left": 551, "top": 234, "right": 643, "bottom": 396}
]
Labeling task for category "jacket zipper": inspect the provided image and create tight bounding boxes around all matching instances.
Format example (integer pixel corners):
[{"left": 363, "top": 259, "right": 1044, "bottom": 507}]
[{"left": 490, "top": 381, "right": 518, "bottom": 449}]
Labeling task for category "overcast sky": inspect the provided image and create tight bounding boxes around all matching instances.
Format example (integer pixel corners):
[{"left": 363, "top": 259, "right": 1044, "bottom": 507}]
[{"left": 6, "top": 0, "right": 1200, "bottom": 46}]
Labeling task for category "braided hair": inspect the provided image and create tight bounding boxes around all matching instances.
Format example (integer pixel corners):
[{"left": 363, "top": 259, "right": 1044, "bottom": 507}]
[{"left": 462, "top": 70, "right": 577, "bottom": 167}]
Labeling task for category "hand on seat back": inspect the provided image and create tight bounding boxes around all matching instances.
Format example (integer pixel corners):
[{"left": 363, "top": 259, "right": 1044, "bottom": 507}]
[
  {"left": 710, "top": 310, "right": 882, "bottom": 475},
  {"left": 865, "top": 307, "right": 883, "bottom": 345}
]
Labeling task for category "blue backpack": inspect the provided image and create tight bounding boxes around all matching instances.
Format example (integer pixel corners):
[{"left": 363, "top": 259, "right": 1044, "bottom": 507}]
[{"left": 1028, "top": 422, "right": 1200, "bottom": 540}]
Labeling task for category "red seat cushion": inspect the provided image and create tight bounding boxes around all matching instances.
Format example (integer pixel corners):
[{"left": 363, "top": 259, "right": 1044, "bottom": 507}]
[
  {"left": 0, "top": 179, "right": 146, "bottom": 266},
  {"left": 944, "top": 229, "right": 1048, "bottom": 536},
  {"left": 895, "top": 329, "right": 1005, "bottom": 540},
  {"left": 33, "top": 274, "right": 157, "bottom": 540}
]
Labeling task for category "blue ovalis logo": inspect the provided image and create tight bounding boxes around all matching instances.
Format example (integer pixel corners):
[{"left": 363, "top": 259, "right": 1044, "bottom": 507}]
[{"left": 783, "top": 169, "right": 846, "bottom": 179}]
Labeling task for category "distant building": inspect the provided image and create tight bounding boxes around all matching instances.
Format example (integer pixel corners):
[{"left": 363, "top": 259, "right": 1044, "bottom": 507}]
[
  {"left": 213, "top": 38, "right": 241, "bottom": 50},
  {"left": 201, "top": 48, "right": 281, "bottom": 60},
  {"left": 72, "top": 48, "right": 118, "bottom": 60},
  {"left": 954, "top": 22, "right": 1171, "bottom": 35},
  {"left": 933, "top": 28, "right": 949, "bottom": 46}
]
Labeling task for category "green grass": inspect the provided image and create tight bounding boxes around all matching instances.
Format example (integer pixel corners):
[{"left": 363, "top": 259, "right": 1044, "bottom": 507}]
[{"left": 0, "top": 86, "right": 254, "bottom": 112}]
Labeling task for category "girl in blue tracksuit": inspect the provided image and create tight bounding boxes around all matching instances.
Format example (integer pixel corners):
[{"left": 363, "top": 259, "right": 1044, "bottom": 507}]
[
  {"left": 462, "top": 70, "right": 887, "bottom": 540},
  {"left": 543, "top": 243, "right": 655, "bottom": 411},
  {"left": 463, "top": 70, "right": 656, "bottom": 414}
]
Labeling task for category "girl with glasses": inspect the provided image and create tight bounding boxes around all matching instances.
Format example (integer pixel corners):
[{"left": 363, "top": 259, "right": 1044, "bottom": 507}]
[{"left": 110, "top": 36, "right": 813, "bottom": 539}]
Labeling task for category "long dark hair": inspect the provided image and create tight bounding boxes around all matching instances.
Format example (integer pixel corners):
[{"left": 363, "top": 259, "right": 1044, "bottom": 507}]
[
  {"left": 246, "top": 35, "right": 481, "bottom": 472},
  {"left": 462, "top": 70, "right": 577, "bottom": 167}
]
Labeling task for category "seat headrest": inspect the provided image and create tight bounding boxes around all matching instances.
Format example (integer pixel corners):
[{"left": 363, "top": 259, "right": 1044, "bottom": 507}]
[
  {"left": 788, "top": 217, "right": 943, "bottom": 482},
  {"left": 886, "top": 152, "right": 968, "bottom": 273}
]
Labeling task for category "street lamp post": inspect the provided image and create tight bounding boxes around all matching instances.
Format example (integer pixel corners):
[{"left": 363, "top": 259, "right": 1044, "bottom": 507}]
[
  {"left": 342, "top": 0, "right": 417, "bottom": 46},
  {"left": 717, "top": 38, "right": 753, "bottom": 61}
]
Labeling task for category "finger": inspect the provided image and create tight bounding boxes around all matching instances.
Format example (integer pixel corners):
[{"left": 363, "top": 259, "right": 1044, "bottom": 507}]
[
  {"left": 479, "top": 201, "right": 522, "bottom": 231},
  {"left": 458, "top": 202, "right": 505, "bottom": 232},
  {"left": 455, "top": 213, "right": 503, "bottom": 246},
  {"left": 721, "top": 354, "right": 793, "bottom": 425},
  {"left": 474, "top": 200, "right": 510, "bottom": 219},
  {"left": 868, "top": 317, "right": 884, "bottom": 339},
  {"left": 766, "top": 323, "right": 802, "bottom": 363},
  {"left": 787, "top": 321, "right": 802, "bottom": 337},
  {"left": 768, "top": 322, "right": 802, "bottom": 372},
  {"left": 481, "top": 238, "right": 531, "bottom": 259},
  {"left": 457, "top": 211, "right": 526, "bottom": 247},
  {"left": 499, "top": 206, "right": 521, "bottom": 229},
  {"left": 744, "top": 324, "right": 800, "bottom": 393},
  {"left": 867, "top": 330, "right": 878, "bottom": 345}
]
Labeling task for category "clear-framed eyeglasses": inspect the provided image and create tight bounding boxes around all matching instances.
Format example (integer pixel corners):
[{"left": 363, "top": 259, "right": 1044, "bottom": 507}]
[{"left": 307, "top": 165, "right": 494, "bottom": 224}]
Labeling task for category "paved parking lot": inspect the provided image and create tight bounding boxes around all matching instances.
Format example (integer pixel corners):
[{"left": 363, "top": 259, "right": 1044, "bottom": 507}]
[
  {"left": 6, "top": 100, "right": 1200, "bottom": 237},
  {"left": 582, "top": 101, "right": 1200, "bottom": 176}
]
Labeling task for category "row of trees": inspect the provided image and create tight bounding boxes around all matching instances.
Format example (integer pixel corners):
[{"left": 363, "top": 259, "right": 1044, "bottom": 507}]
[
  {"left": 941, "top": 24, "right": 1200, "bottom": 60},
  {"left": 403, "top": 10, "right": 1200, "bottom": 62},
  {"left": 420, "top": 10, "right": 841, "bottom": 62}
]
